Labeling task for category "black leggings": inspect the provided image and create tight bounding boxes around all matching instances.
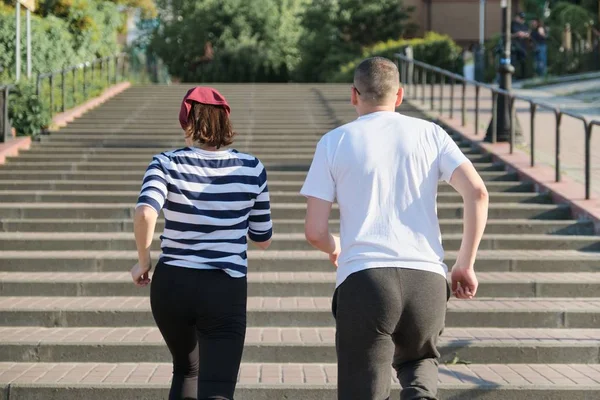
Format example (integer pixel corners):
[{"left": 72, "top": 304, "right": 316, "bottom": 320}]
[{"left": 150, "top": 262, "right": 247, "bottom": 400}]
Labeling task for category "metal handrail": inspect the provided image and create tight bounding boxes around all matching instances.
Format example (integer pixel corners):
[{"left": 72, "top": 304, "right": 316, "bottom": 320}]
[
  {"left": 1, "top": 53, "right": 128, "bottom": 144},
  {"left": 396, "top": 53, "right": 600, "bottom": 200},
  {"left": 0, "top": 84, "right": 15, "bottom": 143},
  {"left": 35, "top": 53, "right": 128, "bottom": 114}
]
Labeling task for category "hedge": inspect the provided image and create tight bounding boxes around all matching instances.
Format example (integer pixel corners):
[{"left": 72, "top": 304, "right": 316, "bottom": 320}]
[{"left": 331, "top": 32, "right": 464, "bottom": 82}]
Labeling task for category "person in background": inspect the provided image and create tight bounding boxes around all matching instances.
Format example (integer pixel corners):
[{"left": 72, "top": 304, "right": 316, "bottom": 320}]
[
  {"left": 531, "top": 18, "right": 548, "bottom": 77},
  {"left": 511, "top": 11, "right": 530, "bottom": 79},
  {"left": 301, "top": 57, "right": 489, "bottom": 400},
  {"left": 131, "top": 87, "right": 273, "bottom": 400}
]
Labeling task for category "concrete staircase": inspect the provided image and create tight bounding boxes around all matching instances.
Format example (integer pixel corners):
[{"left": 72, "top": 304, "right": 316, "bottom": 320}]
[{"left": 0, "top": 84, "right": 599, "bottom": 399}]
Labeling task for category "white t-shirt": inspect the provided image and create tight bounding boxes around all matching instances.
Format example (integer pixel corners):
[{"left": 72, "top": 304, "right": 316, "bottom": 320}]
[{"left": 300, "top": 111, "right": 470, "bottom": 287}]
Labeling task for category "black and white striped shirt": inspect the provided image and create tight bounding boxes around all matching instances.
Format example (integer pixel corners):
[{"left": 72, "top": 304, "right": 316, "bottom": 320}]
[{"left": 136, "top": 146, "right": 272, "bottom": 277}]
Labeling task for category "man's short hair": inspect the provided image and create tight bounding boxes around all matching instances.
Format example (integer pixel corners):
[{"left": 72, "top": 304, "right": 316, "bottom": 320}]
[{"left": 353, "top": 57, "right": 400, "bottom": 105}]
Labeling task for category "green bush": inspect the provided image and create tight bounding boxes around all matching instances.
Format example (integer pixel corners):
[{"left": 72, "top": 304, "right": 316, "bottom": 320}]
[
  {"left": 332, "top": 32, "right": 463, "bottom": 82},
  {"left": 8, "top": 81, "right": 51, "bottom": 137}
]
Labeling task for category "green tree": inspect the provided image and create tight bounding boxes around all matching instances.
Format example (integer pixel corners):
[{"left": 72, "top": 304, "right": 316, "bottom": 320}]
[
  {"left": 296, "top": 0, "right": 415, "bottom": 82},
  {"left": 1, "top": 0, "right": 123, "bottom": 75},
  {"left": 548, "top": 1, "right": 595, "bottom": 36},
  {"left": 295, "top": 0, "right": 347, "bottom": 82},
  {"left": 0, "top": 9, "right": 78, "bottom": 78},
  {"left": 336, "top": 0, "right": 416, "bottom": 47},
  {"left": 149, "top": 0, "right": 306, "bottom": 82}
]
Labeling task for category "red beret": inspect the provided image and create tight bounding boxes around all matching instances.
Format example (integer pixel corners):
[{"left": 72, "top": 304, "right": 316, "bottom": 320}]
[{"left": 179, "top": 86, "right": 231, "bottom": 129}]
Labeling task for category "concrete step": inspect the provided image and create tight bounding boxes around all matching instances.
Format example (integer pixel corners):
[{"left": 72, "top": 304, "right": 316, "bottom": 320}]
[
  {"left": 9, "top": 154, "right": 504, "bottom": 172},
  {"left": 10, "top": 153, "right": 326, "bottom": 163},
  {"left": 0, "top": 203, "right": 570, "bottom": 220},
  {"left": 2, "top": 218, "right": 587, "bottom": 235},
  {"left": 0, "top": 179, "right": 534, "bottom": 192},
  {"left": 0, "top": 190, "right": 553, "bottom": 205},
  {"left": 1, "top": 362, "right": 599, "bottom": 400},
  {"left": 0, "top": 250, "right": 598, "bottom": 273},
  {"left": 0, "top": 169, "right": 311, "bottom": 180},
  {"left": 0, "top": 296, "right": 598, "bottom": 328},
  {"left": 24, "top": 146, "right": 321, "bottom": 155},
  {"left": 28, "top": 139, "right": 485, "bottom": 153},
  {"left": 29, "top": 140, "right": 320, "bottom": 149},
  {"left": 1, "top": 160, "right": 518, "bottom": 179},
  {"left": 39, "top": 134, "right": 325, "bottom": 143},
  {"left": 23, "top": 145, "right": 487, "bottom": 157},
  {"left": 0, "top": 271, "right": 599, "bottom": 298},
  {"left": 2, "top": 161, "right": 318, "bottom": 172},
  {"left": 1, "top": 231, "right": 594, "bottom": 251},
  {"left": 0, "top": 327, "right": 597, "bottom": 364},
  {"left": 1, "top": 161, "right": 509, "bottom": 176},
  {"left": 52, "top": 125, "right": 334, "bottom": 133}
]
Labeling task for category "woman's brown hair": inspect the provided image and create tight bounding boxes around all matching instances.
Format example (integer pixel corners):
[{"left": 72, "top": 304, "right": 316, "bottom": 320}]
[{"left": 185, "top": 102, "right": 235, "bottom": 149}]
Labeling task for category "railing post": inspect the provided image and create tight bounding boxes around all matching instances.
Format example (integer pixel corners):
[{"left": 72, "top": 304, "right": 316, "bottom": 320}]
[
  {"left": 72, "top": 68, "right": 77, "bottom": 106},
  {"left": 474, "top": 85, "right": 481, "bottom": 135},
  {"left": 399, "top": 59, "right": 405, "bottom": 93},
  {"left": 555, "top": 111, "right": 562, "bottom": 182},
  {"left": 122, "top": 54, "right": 127, "bottom": 80},
  {"left": 114, "top": 56, "right": 119, "bottom": 84},
  {"left": 49, "top": 75, "right": 54, "bottom": 113},
  {"left": 0, "top": 87, "right": 9, "bottom": 143},
  {"left": 461, "top": 81, "right": 466, "bottom": 126},
  {"left": 421, "top": 69, "right": 426, "bottom": 105},
  {"left": 509, "top": 96, "right": 516, "bottom": 154},
  {"left": 491, "top": 91, "right": 498, "bottom": 143},
  {"left": 61, "top": 69, "right": 66, "bottom": 113},
  {"left": 439, "top": 74, "right": 445, "bottom": 115},
  {"left": 430, "top": 74, "right": 435, "bottom": 110},
  {"left": 585, "top": 122, "right": 593, "bottom": 199},
  {"left": 405, "top": 46, "right": 414, "bottom": 96},
  {"left": 530, "top": 103, "right": 537, "bottom": 167},
  {"left": 106, "top": 57, "right": 110, "bottom": 87},
  {"left": 449, "top": 77, "right": 455, "bottom": 119},
  {"left": 83, "top": 64, "right": 87, "bottom": 100}
]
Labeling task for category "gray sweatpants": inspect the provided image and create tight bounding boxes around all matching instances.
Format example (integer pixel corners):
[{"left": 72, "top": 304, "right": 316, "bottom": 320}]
[{"left": 332, "top": 267, "right": 450, "bottom": 400}]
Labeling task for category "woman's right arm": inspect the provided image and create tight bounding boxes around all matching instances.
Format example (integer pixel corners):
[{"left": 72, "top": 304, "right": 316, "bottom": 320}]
[{"left": 132, "top": 156, "right": 168, "bottom": 285}]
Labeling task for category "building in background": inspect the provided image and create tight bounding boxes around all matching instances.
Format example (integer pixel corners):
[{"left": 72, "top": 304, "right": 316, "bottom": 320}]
[{"left": 405, "top": 0, "right": 516, "bottom": 45}]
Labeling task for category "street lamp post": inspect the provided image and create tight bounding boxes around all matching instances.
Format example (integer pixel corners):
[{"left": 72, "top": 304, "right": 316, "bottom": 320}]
[{"left": 485, "top": 0, "right": 521, "bottom": 142}]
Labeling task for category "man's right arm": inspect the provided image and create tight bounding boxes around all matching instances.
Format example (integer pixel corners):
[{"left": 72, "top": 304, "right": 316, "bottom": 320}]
[{"left": 448, "top": 162, "right": 489, "bottom": 298}]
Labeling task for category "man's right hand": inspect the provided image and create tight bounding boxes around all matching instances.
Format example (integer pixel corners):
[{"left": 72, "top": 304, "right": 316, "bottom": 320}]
[{"left": 451, "top": 264, "right": 478, "bottom": 299}]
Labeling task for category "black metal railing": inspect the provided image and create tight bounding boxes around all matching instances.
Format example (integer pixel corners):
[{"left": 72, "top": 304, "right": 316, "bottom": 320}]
[
  {"left": 0, "top": 53, "right": 128, "bottom": 144},
  {"left": 0, "top": 84, "right": 14, "bottom": 143},
  {"left": 36, "top": 53, "right": 128, "bottom": 114},
  {"left": 396, "top": 53, "right": 600, "bottom": 200}
]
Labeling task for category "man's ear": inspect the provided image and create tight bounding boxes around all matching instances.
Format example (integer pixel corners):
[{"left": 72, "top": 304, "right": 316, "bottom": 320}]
[
  {"left": 395, "top": 87, "right": 404, "bottom": 108},
  {"left": 351, "top": 87, "right": 359, "bottom": 106}
]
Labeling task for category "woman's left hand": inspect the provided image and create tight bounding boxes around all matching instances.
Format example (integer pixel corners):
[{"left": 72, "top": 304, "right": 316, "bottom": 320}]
[{"left": 131, "top": 262, "right": 152, "bottom": 287}]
